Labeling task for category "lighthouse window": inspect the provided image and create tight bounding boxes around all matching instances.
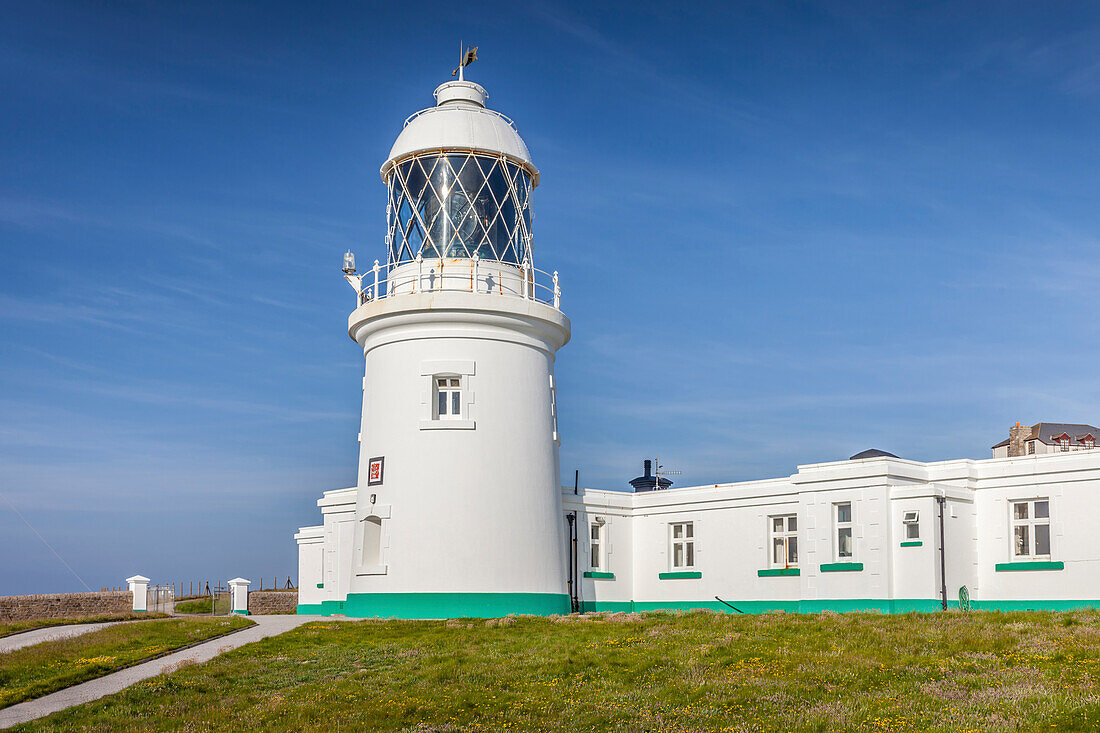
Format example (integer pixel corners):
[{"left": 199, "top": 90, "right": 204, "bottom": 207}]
[
  {"left": 387, "top": 153, "right": 533, "bottom": 265},
  {"left": 436, "top": 377, "right": 462, "bottom": 419},
  {"left": 670, "top": 522, "right": 695, "bottom": 569}
]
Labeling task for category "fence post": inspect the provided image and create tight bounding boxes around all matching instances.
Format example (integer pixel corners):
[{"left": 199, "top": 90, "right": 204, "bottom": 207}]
[
  {"left": 553, "top": 271, "right": 560, "bottom": 309},
  {"left": 126, "top": 575, "right": 150, "bottom": 612},
  {"left": 373, "top": 259, "right": 380, "bottom": 298},
  {"left": 228, "top": 578, "right": 251, "bottom": 615},
  {"left": 521, "top": 259, "right": 530, "bottom": 300}
]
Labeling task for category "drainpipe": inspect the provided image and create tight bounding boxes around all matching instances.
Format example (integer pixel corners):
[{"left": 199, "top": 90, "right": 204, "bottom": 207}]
[
  {"left": 565, "top": 512, "right": 579, "bottom": 613},
  {"left": 936, "top": 494, "right": 948, "bottom": 611}
]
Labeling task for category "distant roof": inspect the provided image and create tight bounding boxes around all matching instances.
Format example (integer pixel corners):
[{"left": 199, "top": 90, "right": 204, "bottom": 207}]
[
  {"left": 849, "top": 449, "right": 899, "bottom": 460},
  {"left": 991, "top": 422, "right": 1100, "bottom": 449}
]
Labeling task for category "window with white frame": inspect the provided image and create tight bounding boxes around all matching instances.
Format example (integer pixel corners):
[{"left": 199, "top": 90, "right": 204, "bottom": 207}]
[
  {"left": 1057, "top": 436, "right": 1070, "bottom": 452},
  {"left": 1011, "top": 498, "right": 1050, "bottom": 558},
  {"left": 670, "top": 522, "right": 694, "bottom": 569},
  {"left": 435, "top": 377, "right": 462, "bottom": 419},
  {"left": 835, "top": 502, "right": 854, "bottom": 560},
  {"left": 589, "top": 521, "right": 604, "bottom": 570},
  {"left": 902, "top": 510, "right": 920, "bottom": 540},
  {"left": 769, "top": 515, "right": 798, "bottom": 568}
]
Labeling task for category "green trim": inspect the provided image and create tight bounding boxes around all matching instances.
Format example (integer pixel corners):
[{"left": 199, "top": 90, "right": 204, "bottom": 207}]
[
  {"left": 133, "top": 609, "right": 148, "bottom": 613},
  {"left": 583, "top": 571, "right": 615, "bottom": 579},
  {"left": 658, "top": 571, "right": 702, "bottom": 580},
  {"left": 995, "top": 561, "right": 1065, "bottom": 572},
  {"left": 757, "top": 568, "right": 800, "bottom": 577},
  {"left": 820, "top": 562, "right": 864, "bottom": 572},
  {"left": 232, "top": 609, "right": 251, "bottom": 615},
  {"left": 900, "top": 541, "right": 923, "bottom": 547},
  {"left": 316, "top": 583, "right": 324, "bottom": 588},
  {"left": 297, "top": 592, "right": 570, "bottom": 619}
]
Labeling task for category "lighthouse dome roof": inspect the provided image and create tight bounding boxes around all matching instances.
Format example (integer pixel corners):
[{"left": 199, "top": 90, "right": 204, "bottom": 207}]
[{"left": 381, "top": 80, "right": 538, "bottom": 186}]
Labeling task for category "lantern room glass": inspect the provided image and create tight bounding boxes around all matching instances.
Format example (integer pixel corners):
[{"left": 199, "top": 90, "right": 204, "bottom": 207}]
[{"left": 386, "top": 153, "right": 533, "bottom": 266}]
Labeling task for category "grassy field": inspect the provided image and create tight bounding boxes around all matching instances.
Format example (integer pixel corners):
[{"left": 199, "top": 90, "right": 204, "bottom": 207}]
[
  {"left": 13, "top": 609, "right": 1100, "bottom": 731},
  {"left": 0, "top": 613, "right": 169, "bottom": 639},
  {"left": 0, "top": 616, "right": 252, "bottom": 708},
  {"left": 173, "top": 596, "right": 230, "bottom": 615}
]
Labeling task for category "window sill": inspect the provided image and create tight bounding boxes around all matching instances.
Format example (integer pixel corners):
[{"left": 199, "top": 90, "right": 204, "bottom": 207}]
[
  {"left": 900, "top": 541, "right": 923, "bottom": 547},
  {"left": 316, "top": 583, "right": 324, "bottom": 589},
  {"left": 995, "top": 561, "right": 1064, "bottom": 572},
  {"left": 419, "top": 419, "right": 475, "bottom": 430},
  {"left": 758, "top": 568, "right": 800, "bottom": 577},
  {"left": 659, "top": 571, "right": 701, "bottom": 579},
  {"left": 355, "top": 564, "right": 388, "bottom": 576},
  {"left": 820, "top": 562, "right": 863, "bottom": 572},
  {"left": 583, "top": 571, "right": 615, "bottom": 579}
]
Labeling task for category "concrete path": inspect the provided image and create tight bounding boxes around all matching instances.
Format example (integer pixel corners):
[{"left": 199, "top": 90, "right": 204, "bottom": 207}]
[
  {"left": 0, "top": 615, "right": 323, "bottom": 730},
  {"left": 0, "top": 622, "right": 134, "bottom": 654}
]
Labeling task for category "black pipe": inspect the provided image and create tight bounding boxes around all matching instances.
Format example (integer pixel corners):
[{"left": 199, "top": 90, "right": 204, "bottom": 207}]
[
  {"left": 714, "top": 596, "right": 744, "bottom": 614},
  {"left": 566, "top": 512, "right": 578, "bottom": 612},
  {"left": 936, "top": 495, "right": 948, "bottom": 611}
]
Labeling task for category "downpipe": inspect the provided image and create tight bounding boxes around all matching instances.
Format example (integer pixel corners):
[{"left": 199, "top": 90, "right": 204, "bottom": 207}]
[{"left": 936, "top": 494, "right": 948, "bottom": 611}]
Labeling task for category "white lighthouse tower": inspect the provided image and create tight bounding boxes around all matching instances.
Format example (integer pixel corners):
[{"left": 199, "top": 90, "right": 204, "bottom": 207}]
[{"left": 294, "top": 73, "right": 571, "bottom": 618}]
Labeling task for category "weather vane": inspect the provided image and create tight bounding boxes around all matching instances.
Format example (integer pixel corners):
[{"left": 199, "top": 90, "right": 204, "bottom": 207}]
[{"left": 452, "top": 42, "right": 478, "bottom": 81}]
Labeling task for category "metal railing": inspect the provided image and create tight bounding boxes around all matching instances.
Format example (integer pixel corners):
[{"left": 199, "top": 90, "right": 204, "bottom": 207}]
[{"left": 353, "top": 255, "right": 561, "bottom": 311}]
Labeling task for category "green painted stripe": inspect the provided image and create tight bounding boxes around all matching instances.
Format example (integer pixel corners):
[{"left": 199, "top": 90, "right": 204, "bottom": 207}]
[
  {"left": 302, "top": 597, "right": 1100, "bottom": 617},
  {"left": 757, "top": 568, "right": 800, "bottom": 577},
  {"left": 583, "top": 571, "right": 615, "bottom": 579},
  {"left": 658, "top": 571, "right": 702, "bottom": 579},
  {"left": 820, "top": 562, "right": 864, "bottom": 572},
  {"left": 297, "top": 592, "right": 570, "bottom": 619},
  {"left": 900, "top": 541, "right": 923, "bottom": 547},
  {"left": 995, "top": 561, "right": 1064, "bottom": 572},
  {"left": 232, "top": 609, "right": 251, "bottom": 615}
]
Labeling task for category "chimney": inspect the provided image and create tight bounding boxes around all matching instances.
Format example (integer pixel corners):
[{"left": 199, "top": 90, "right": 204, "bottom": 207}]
[{"left": 1009, "top": 421, "right": 1031, "bottom": 457}]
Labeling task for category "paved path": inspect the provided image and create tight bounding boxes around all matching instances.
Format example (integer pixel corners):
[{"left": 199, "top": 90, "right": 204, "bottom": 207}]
[
  {"left": 0, "top": 615, "right": 323, "bottom": 730},
  {"left": 0, "top": 622, "right": 134, "bottom": 654}
]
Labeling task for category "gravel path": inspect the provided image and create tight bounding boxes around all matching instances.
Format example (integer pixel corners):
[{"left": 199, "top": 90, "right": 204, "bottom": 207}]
[
  {"left": 0, "top": 622, "right": 134, "bottom": 654},
  {"left": 0, "top": 615, "right": 323, "bottom": 729}
]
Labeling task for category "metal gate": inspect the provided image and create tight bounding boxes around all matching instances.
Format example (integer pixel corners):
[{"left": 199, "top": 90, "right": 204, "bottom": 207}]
[{"left": 146, "top": 584, "right": 174, "bottom": 613}]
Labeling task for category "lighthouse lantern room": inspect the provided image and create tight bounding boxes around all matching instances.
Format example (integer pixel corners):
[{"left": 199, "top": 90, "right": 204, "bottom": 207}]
[{"left": 294, "top": 69, "right": 571, "bottom": 619}]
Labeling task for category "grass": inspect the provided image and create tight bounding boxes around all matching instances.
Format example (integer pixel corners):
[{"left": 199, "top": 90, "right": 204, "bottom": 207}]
[
  {"left": 14, "top": 609, "right": 1100, "bottom": 731},
  {"left": 174, "top": 596, "right": 231, "bottom": 615},
  {"left": 0, "top": 613, "right": 169, "bottom": 638},
  {"left": 0, "top": 616, "right": 253, "bottom": 708}
]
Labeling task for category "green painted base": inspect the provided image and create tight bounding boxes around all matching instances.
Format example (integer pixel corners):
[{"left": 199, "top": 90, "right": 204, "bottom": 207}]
[
  {"left": 578, "top": 598, "right": 1100, "bottom": 614},
  {"left": 232, "top": 609, "right": 251, "bottom": 615},
  {"left": 297, "top": 592, "right": 571, "bottom": 619}
]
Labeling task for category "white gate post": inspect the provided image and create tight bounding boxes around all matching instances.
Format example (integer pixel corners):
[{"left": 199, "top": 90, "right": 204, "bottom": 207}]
[
  {"left": 126, "top": 575, "right": 150, "bottom": 612},
  {"left": 228, "top": 577, "right": 251, "bottom": 615}
]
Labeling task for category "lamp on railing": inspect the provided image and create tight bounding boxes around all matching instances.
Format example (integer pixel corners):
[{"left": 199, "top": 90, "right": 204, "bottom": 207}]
[{"left": 342, "top": 250, "right": 357, "bottom": 275}]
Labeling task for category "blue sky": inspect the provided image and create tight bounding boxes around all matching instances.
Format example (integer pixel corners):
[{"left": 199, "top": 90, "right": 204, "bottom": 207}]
[{"left": 2, "top": 1, "right": 1099, "bottom": 594}]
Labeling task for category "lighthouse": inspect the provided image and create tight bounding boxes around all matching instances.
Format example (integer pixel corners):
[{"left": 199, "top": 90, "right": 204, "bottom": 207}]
[{"left": 294, "top": 71, "right": 571, "bottom": 618}]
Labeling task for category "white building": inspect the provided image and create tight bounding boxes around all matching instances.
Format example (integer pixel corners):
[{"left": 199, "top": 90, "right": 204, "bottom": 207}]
[{"left": 295, "top": 75, "right": 1100, "bottom": 617}]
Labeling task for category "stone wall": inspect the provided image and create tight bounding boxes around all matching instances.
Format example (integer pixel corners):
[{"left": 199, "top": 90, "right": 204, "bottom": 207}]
[
  {"left": 0, "top": 591, "right": 132, "bottom": 623},
  {"left": 248, "top": 590, "right": 298, "bottom": 615}
]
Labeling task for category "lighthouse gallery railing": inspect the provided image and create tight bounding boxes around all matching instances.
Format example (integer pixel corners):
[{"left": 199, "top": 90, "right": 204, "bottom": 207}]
[{"left": 354, "top": 255, "right": 561, "bottom": 311}]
